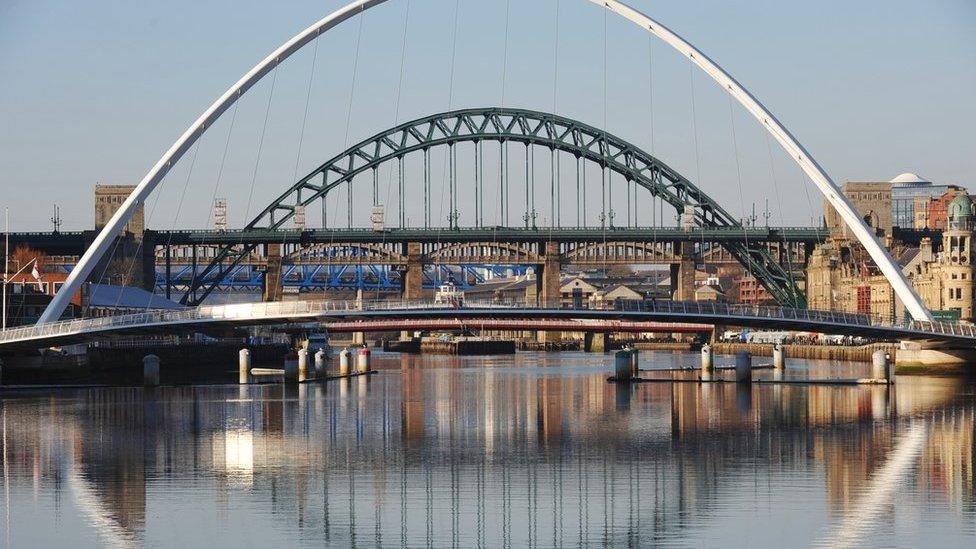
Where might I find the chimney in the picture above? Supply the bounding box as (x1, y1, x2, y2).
(920, 237, 933, 262)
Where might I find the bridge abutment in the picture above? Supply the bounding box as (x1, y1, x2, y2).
(894, 341, 976, 374)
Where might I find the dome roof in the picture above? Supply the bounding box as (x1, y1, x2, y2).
(890, 172, 930, 185)
(949, 193, 973, 210)
(947, 193, 974, 223)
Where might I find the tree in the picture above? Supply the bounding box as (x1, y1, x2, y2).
(10, 246, 47, 274)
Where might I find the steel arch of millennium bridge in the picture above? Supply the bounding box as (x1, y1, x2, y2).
(38, 0, 933, 324)
(186, 107, 806, 308)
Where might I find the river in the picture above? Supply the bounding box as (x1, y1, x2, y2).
(0, 351, 973, 547)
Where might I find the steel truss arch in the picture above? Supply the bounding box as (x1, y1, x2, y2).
(39, 0, 931, 323)
(186, 107, 805, 307)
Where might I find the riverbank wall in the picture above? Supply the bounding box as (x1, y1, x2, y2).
(713, 343, 897, 363)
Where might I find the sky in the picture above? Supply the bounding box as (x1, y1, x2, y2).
(0, 0, 974, 231)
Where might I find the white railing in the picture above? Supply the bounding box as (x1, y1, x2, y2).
(1, 298, 975, 344)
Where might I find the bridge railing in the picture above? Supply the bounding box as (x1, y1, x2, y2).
(2, 297, 976, 344)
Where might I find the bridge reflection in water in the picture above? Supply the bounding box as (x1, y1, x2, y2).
(0, 353, 974, 547)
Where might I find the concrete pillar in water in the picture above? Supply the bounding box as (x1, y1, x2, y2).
(314, 349, 327, 379)
(357, 348, 371, 374)
(585, 332, 608, 353)
(238, 349, 251, 384)
(734, 352, 752, 383)
(297, 348, 309, 382)
(338, 349, 352, 377)
(284, 354, 299, 384)
(773, 344, 785, 370)
(143, 355, 160, 387)
(614, 349, 633, 381)
(701, 344, 714, 372)
(629, 348, 640, 376)
(872, 350, 892, 383)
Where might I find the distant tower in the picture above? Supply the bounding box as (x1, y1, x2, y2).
(941, 194, 975, 320)
(213, 198, 227, 232)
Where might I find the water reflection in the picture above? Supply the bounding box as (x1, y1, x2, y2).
(0, 352, 974, 547)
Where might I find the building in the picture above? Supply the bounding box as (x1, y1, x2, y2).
(589, 284, 644, 308)
(910, 194, 976, 320)
(694, 283, 727, 303)
(737, 275, 776, 305)
(890, 173, 961, 229)
(95, 184, 145, 239)
(559, 276, 601, 308)
(808, 192, 976, 322)
(926, 188, 968, 230)
(2, 255, 81, 323)
(463, 275, 538, 304)
(824, 181, 892, 238)
(82, 283, 184, 317)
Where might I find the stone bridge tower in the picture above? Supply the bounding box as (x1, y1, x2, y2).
(941, 194, 975, 321)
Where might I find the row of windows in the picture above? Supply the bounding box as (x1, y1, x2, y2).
(948, 287, 967, 300)
(852, 192, 888, 201)
(97, 195, 128, 204)
(7, 282, 64, 295)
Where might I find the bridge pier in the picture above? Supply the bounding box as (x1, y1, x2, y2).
(402, 242, 424, 301)
(584, 332, 608, 353)
(239, 349, 250, 384)
(143, 355, 160, 387)
(262, 243, 283, 302)
(536, 241, 562, 344)
(670, 242, 695, 301)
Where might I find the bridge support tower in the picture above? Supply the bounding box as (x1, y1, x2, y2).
(536, 242, 562, 344)
(262, 244, 283, 302)
(400, 242, 425, 341)
(669, 242, 696, 301)
(401, 242, 424, 300)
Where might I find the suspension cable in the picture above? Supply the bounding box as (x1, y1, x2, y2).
(340, 10, 366, 230)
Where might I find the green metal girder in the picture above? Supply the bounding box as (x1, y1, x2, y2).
(185, 107, 807, 307)
(156, 227, 825, 246)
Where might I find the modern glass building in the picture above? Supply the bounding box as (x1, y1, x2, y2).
(890, 173, 956, 228)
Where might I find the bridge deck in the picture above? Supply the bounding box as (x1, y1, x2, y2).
(1, 299, 974, 351)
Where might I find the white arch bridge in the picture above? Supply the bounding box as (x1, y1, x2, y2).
(3, 299, 975, 352)
(38, 0, 934, 324)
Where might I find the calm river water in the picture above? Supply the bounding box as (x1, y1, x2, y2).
(0, 351, 974, 548)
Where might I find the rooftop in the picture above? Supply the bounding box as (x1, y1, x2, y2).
(890, 172, 930, 185)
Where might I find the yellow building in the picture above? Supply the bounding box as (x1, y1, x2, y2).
(808, 194, 976, 322)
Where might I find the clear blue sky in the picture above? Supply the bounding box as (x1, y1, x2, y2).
(1, 0, 974, 231)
